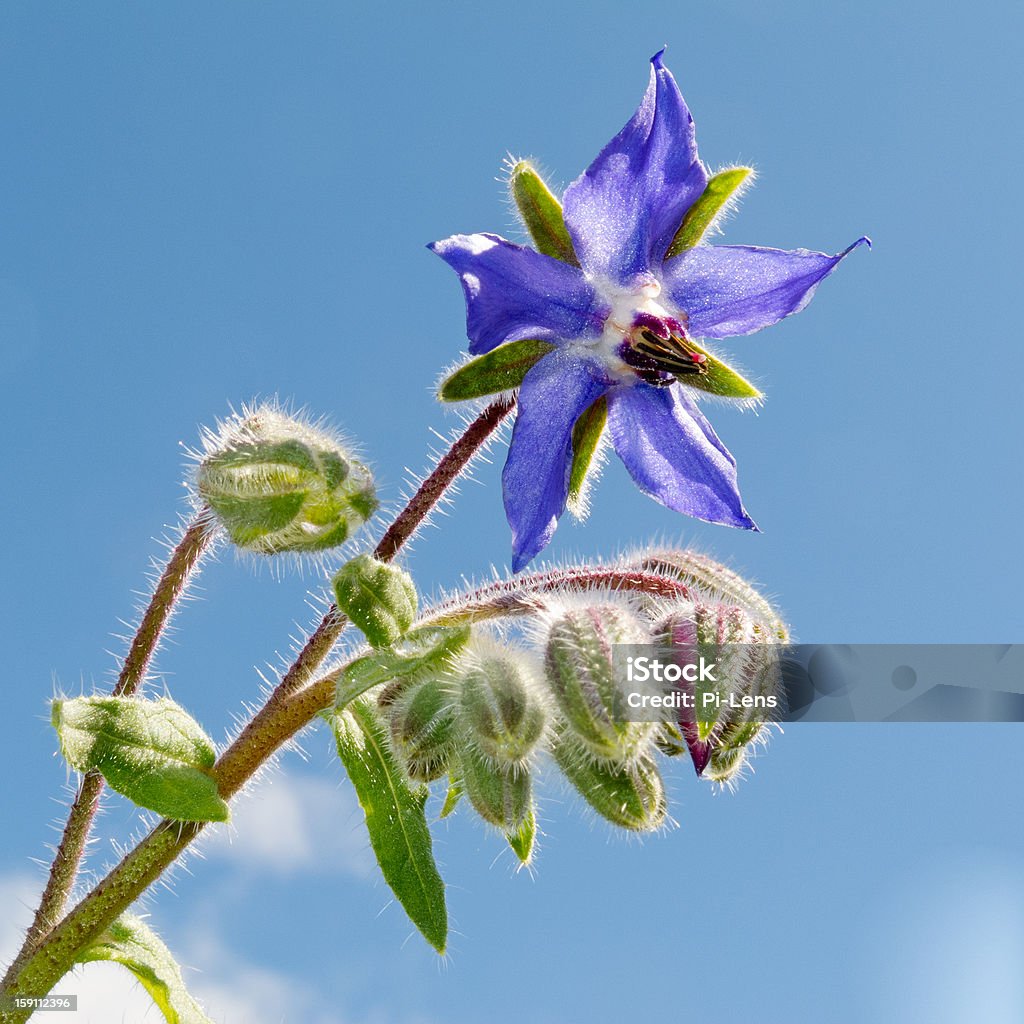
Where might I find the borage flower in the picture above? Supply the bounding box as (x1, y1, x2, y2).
(431, 50, 867, 571)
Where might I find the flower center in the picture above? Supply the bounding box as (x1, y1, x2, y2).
(621, 312, 707, 387)
(589, 280, 707, 387)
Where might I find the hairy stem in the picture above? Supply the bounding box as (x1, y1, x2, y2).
(269, 397, 514, 702)
(1, 401, 513, 1012)
(1, 560, 687, 1015)
(1, 515, 215, 995)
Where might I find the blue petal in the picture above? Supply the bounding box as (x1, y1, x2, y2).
(502, 350, 609, 571)
(428, 233, 609, 355)
(561, 52, 708, 285)
(606, 383, 756, 530)
(663, 238, 870, 339)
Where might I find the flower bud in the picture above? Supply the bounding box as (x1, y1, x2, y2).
(553, 734, 665, 832)
(543, 604, 654, 764)
(637, 549, 787, 639)
(455, 642, 547, 768)
(196, 407, 376, 554)
(387, 677, 456, 783)
(459, 744, 532, 831)
(657, 600, 780, 779)
(333, 554, 418, 649)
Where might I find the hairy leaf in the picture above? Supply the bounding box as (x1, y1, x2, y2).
(52, 696, 228, 823)
(78, 914, 212, 1024)
(327, 697, 447, 953)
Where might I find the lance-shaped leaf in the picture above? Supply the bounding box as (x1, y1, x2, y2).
(665, 167, 753, 257)
(566, 396, 608, 519)
(52, 696, 229, 823)
(77, 914, 212, 1024)
(337, 624, 471, 706)
(679, 338, 762, 400)
(333, 554, 418, 649)
(439, 339, 554, 402)
(327, 697, 447, 953)
(509, 160, 579, 265)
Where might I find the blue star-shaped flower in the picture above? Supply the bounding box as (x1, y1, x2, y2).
(431, 51, 867, 571)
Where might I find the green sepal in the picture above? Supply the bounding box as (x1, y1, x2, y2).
(51, 696, 229, 823)
(678, 339, 762, 400)
(654, 721, 689, 758)
(508, 160, 578, 265)
(666, 167, 753, 257)
(77, 914, 212, 1024)
(326, 697, 448, 953)
(566, 396, 608, 519)
(506, 805, 536, 865)
(439, 775, 463, 819)
(460, 744, 531, 831)
(337, 624, 472, 706)
(333, 554, 418, 649)
(553, 735, 666, 832)
(387, 676, 457, 783)
(439, 339, 554, 402)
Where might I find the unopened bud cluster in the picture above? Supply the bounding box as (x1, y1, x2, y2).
(369, 550, 785, 842)
(196, 406, 376, 554)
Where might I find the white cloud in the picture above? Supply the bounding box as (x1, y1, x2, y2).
(1, 873, 159, 1023)
(1, 872, 350, 1024)
(199, 773, 374, 878)
(178, 925, 348, 1024)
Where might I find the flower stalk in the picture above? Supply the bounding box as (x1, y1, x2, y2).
(1, 401, 514, 1012)
(1, 514, 216, 993)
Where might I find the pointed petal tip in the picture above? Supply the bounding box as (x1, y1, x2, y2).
(844, 236, 872, 256)
(510, 549, 532, 574)
(651, 46, 668, 68)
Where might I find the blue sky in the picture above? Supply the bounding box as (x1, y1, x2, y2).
(2, 3, 1023, 1022)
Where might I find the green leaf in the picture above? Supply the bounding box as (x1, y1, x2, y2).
(439, 339, 554, 402)
(77, 914, 212, 1024)
(665, 167, 753, 257)
(566, 396, 608, 519)
(333, 554, 418, 649)
(52, 696, 229, 823)
(679, 339, 762, 400)
(338, 624, 472, 706)
(508, 160, 578, 265)
(506, 806, 536, 866)
(327, 697, 448, 953)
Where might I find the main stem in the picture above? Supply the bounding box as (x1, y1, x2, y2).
(1, 515, 215, 992)
(1, 400, 513, 1014)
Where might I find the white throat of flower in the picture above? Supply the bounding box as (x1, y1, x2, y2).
(577, 276, 707, 386)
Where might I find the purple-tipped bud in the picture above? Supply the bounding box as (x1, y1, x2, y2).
(656, 597, 783, 782)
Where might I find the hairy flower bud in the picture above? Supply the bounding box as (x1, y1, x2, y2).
(553, 733, 666, 832)
(459, 744, 532, 831)
(386, 677, 456, 783)
(544, 604, 654, 763)
(455, 641, 547, 768)
(196, 406, 376, 554)
(657, 598, 782, 780)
